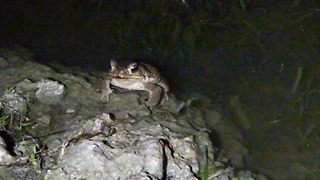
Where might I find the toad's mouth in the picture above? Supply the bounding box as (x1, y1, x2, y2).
(108, 73, 142, 79)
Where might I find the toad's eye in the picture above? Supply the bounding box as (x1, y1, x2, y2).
(128, 63, 139, 74)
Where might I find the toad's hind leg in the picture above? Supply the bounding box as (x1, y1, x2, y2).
(143, 83, 163, 107)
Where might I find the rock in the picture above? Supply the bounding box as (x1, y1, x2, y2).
(102, 92, 151, 119)
(1, 92, 28, 116)
(0, 136, 15, 164)
(15, 79, 39, 93)
(35, 79, 65, 104)
(37, 115, 51, 126)
(45, 117, 205, 179)
(0, 48, 267, 180)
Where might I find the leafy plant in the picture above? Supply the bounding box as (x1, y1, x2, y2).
(6, 86, 16, 94)
(0, 115, 10, 130)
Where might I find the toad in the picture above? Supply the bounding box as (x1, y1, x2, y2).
(101, 60, 169, 107)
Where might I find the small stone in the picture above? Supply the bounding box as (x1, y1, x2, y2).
(0, 136, 15, 163)
(35, 79, 65, 104)
(37, 115, 51, 126)
(1, 92, 28, 116)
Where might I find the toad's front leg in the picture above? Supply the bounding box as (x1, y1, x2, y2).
(101, 79, 114, 102)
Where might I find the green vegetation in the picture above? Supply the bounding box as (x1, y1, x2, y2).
(5, 86, 16, 94)
(0, 115, 10, 128)
(198, 145, 225, 180)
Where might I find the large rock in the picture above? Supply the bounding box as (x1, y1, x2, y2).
(0, 48, 266, 180)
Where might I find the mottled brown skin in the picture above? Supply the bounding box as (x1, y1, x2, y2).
(101, 60, 169, 107)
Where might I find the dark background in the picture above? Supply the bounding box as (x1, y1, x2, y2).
(1, 1, 320, 179)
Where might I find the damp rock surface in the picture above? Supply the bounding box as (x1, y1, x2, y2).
(0, 48, 266, 180)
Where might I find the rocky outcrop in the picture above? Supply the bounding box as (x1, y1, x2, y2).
(0, 48, 266, 179)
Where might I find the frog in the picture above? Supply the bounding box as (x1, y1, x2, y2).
(101, 59, 169, 107)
